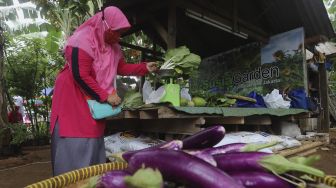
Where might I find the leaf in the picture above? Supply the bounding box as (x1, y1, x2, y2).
(259, 155, 325, 177)
(175, 67, 183, 74)
(164, 46, 190, 62)
(121, 91, 144, 109)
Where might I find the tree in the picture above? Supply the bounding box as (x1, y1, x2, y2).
(0, 26, 10, 148)
(5, 34, 63, 138)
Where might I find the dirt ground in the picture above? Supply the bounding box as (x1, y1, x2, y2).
(0, 146, 52, 188)
(0, 144, 335, 188)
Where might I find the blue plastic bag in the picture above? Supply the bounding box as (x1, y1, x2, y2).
(288, 88, 308, 109)
(237, 91, 266, 108)
(87, 100, 122, 119)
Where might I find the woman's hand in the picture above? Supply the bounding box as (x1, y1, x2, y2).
(146, 62, 158, 72)
(107, 93, 121, 106)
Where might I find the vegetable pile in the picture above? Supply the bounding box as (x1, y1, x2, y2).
(160, 46, 201, 79)
(98, 126, 326, 188)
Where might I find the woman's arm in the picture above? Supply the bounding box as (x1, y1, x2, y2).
(117, 58, 149, 76)
(69, 47, 109, 102)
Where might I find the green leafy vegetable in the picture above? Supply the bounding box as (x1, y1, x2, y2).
(121, 91, 144, 110)
(160, 46, 201, 79)
(124, 167, 163, 188)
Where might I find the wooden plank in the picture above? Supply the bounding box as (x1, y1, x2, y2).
(278, 141, 324, 157)
(297, 148, 318, 157)
(205, 117, 245, 125)
(124, 110, 139, 118)
(245, 116, 271, 125)
(157, 106, 190, 118)
(139, 109, 158, 119)
(106, 110, 139, 120)
(139, 118, 205, 134)
(318, 63, 330, 133)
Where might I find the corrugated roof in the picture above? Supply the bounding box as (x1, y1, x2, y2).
(106, 0, 335, 58)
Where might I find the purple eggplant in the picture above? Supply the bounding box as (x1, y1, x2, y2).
(193, 151, 217, 166)
(203, 143, 246, 155)
(214, 152, 269, 173)
(122, 140, 183, 162)
(202, 141, 277, 155)
(127, 149, 244, 188)
(98, 170, 130, 188)
(230, 172, 294, 188)
(182, 125, 225, 149)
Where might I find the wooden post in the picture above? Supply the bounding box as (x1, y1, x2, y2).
(167, 0, 176, 49)
(318, 63, 330, 133)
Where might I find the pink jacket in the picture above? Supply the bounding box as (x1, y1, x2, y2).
(50, 47, 148, 138)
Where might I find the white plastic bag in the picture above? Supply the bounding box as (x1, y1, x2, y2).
(263, 89, 291, 109)
(142, 80, 153, 102)
(104, 132, 163, 156)
(145, 86, 166, 104)
(214, 131, 301, 152)
(180, 88, 192, 101)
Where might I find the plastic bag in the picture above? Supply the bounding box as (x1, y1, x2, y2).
(279, 121, 301, 138)
(145, 86, 166, 104)
(288, 88, 308, 109)
(180, 88, 192, 101)
(214, 131, 301, 152)
(104, 132, 163, 155)
(142, 80, 153, 102)
(236, 91, 266, 108)
(263, 89, 291, 109)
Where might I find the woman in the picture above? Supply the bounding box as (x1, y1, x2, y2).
(50, 6, 157, 176)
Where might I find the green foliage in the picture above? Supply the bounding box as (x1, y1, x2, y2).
(121, 91, 144, 110)
(4, 34, 62, 139)
(0, 124, 28, 145)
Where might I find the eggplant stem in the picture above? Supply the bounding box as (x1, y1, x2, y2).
(270, 170, 306, 188)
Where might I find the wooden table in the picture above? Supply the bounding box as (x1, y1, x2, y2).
(106, 106, 310, 135)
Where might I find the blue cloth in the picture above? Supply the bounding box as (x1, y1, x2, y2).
(288, 88, 308, 109)
(237, 91, 266, 108)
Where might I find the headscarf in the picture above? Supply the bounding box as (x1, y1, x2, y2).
(65, 6, 131, 94)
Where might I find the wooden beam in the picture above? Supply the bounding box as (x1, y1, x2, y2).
(205, 117, 245, 125)
(119, 41, 163, 56)
(278, 141, 324, 157)
(232, 0, 238, 32)
(139, 118, 204, 134)
(177, 0, 268, 42)
(318, 63, 330, 133)
(167, 0, 177, 49)
(245, 116, 271, 125)
(304, 35, 328, 46)
(150, 19, 168, 45)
